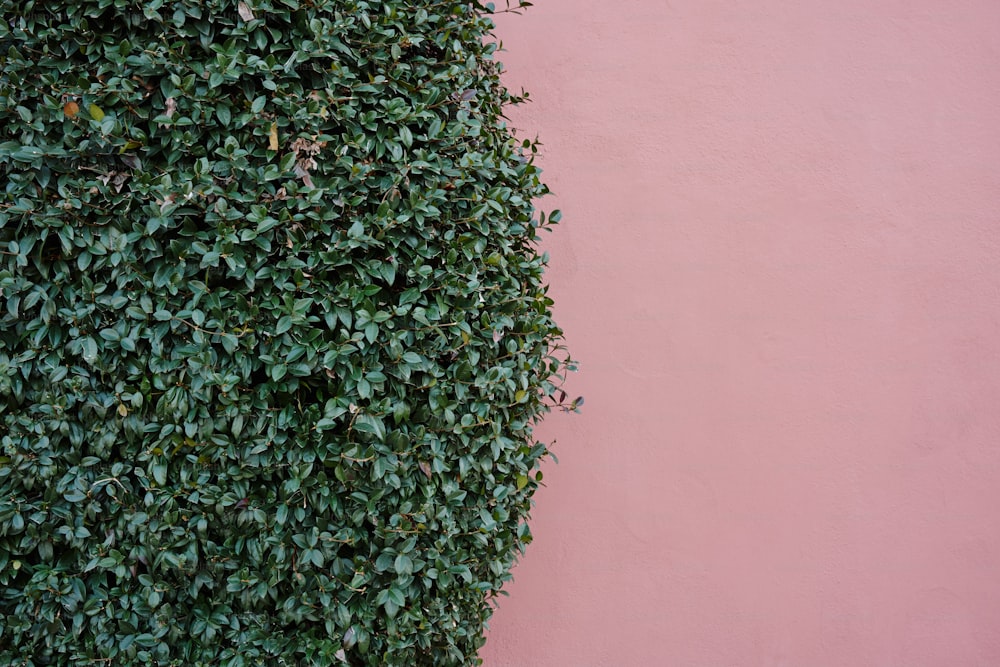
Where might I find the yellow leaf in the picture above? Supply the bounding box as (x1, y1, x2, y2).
(89, 104, 105, 121)
(117, 403, 128, 417)
(268, 122, 279, 151)
(514, 390, 526, 403)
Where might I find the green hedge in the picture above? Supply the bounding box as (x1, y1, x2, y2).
(0, 0, 572, 664)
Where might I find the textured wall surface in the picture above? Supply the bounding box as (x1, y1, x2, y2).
(482, 2, 1000, 665)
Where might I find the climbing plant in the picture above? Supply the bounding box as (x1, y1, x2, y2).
(0, 0, 572, 664)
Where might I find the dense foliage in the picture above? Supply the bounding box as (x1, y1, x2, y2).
(0, 0, 572, 664)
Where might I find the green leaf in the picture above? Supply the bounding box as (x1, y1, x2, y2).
(394, 554, 413, 575)
(353, 414, 385, 441)
(275, 316, 293, 335)
(151, 461, 167, 486)
(10, 146, 45, 163)
(81, 337, 98, 361)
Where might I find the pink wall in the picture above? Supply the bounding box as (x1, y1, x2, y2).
(482, 2, 1000, 666)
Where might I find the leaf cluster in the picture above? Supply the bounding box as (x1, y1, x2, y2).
(0, 0, 570, 664)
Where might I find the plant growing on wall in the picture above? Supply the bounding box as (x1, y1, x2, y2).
(0, 0, 572, 664)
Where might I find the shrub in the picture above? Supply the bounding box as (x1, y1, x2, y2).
(0, 0, 571, 664)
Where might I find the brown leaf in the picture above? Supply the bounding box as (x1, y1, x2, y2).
(112, 172, 128, 193)
(268, 122, 279, 151)
(158, 193, 176, 213)
(418, 461, 432, 480)
(158, 97, 177, 129)
(293, 163, 314, 188)
(63, 101, 79, 118)
(98, 171, 128, 193)
(237, 1, 254, 21)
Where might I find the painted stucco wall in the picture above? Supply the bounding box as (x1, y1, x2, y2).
(482, 2, 1000, 665)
